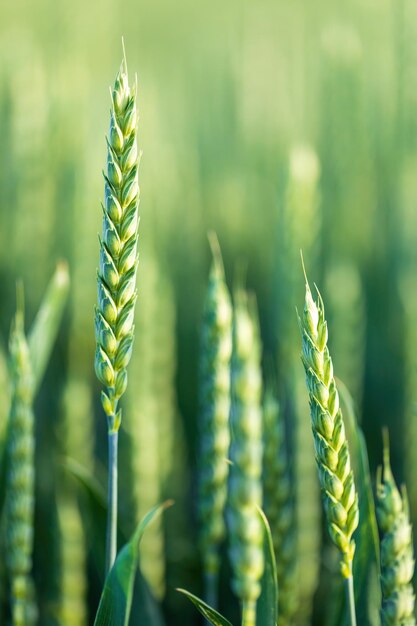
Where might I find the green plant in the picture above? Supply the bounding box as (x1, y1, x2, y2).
(299, 272, 359, 626)
(376, 432, 416, 626)
(5, 302, 37, 626)
(198, 233, 232, 608)
(94, 53, 140, 573)
(227, 291, 264, 626)
(263, 387, 297, 625)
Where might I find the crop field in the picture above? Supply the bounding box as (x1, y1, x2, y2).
(1, 1, 417, 625)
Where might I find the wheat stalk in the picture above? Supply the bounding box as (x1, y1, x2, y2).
(5, 304, 37, 626)
(376, 432, 416, 626)
(263, 387, 297, 626)
(94, 51, 140, 572)
(198, 233, 232, 608)
(299, 272, 359, 625)
(227, 290, 264, 626)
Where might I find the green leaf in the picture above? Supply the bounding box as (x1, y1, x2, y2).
(176, 589, 234, 626)
(28, 261, 70, 393)
(256, 507, 278, 626)
(94, 501, 173, 626)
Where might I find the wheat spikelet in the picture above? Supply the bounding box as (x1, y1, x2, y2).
(198, 234, 232, 604)
(5, 308, 37, 626)
(263, 388, 297, 625)
(56, 493, 88, 626)
(376, 434, 416, 626)
(95, 55, 140, 433)
(227, 291, 264, 626)
(299, 276, 359, 579)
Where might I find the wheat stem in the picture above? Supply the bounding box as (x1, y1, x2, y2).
(106, 431, 118, 573)
(241, 601, 256, 626)
(345, 576, 357, 626)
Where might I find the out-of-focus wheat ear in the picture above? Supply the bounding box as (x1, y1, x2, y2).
(299, 274, 359, 625)
(94, 52, 140, 573)
(227, 290, 264, 626)
(121, 249, 170, 600)
(263, 387, 298, 625)
(376, 431, 416, 626)
(5, 299, 38, 626)
(56, 492, 88, 626)
(198, 232, 232, 609)
(325, 261, 366, 409)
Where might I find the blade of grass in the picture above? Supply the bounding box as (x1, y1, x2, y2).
(176, 589, 234, 626)
(93, 501, 173, 626)
(28, 260, 70, 392)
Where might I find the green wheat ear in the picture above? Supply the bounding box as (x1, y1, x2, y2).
(95, 55, 140, 434)
(263, 387, 297, 625)
(299, 272, 359, 579)
(227, 290, 264, 626)
(376, 432, 416, 626)
(198, 232, 232, 607)
(5, 303, 37, 626)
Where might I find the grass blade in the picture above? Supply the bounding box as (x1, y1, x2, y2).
(176, 589, 234, 626)
(28, 261, 70, 392)
(256, 508, 278, 626)
(93, 501, 172, 626)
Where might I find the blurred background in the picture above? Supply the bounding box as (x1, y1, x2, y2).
(1, 0, 417, 624)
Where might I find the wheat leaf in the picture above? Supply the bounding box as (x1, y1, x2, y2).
(176, 589, 234, 626)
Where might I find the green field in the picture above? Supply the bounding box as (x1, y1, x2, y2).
(1, 1, 417, 625)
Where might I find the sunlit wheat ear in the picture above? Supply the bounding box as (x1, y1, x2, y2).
(227, 290, 264, 626)
(95, 56, 140, 433)
(376, 432, 416, 626)
(5, 306, 37, 626)
(198, 233, 232, 607)
(299, 274, 359, 579)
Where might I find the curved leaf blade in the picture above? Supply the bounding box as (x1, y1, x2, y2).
(28, 261, 70, 392)
(256, 507, 278, 626)
(94, 501, 173, 626)
(176, 589, 234, 626)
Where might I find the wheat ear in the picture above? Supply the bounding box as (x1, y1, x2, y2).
(376, 432, 416, 626)
(263, 388, 297, 625)
(227, 291, 264, 626)
(299, 273, 359, 624)
(5, 304, 37, 626)
(198, 233, 232, 608)
(94, 53, 140, 572)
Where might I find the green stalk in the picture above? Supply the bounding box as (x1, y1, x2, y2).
(242, 601, 256, 626)
(345, 576, 357, 626)
(106, 431, 118, 574)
